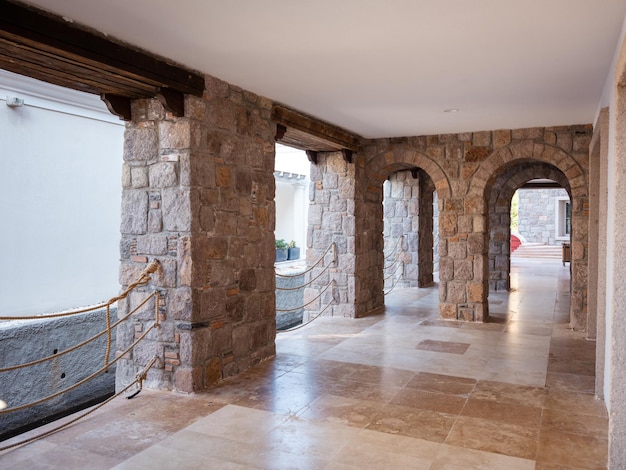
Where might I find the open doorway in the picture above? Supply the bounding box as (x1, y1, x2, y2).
(274, 143, 310, 330)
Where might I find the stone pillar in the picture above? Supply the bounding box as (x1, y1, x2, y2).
(383, 170, 419, 288)
(594, 107, 609, 399)
(117, 75, 276, 393)
(438, 195, 489, 322)
(305, 151, 382, 319)
(418, 170, 435, 287)
(608, 59, 626, 466)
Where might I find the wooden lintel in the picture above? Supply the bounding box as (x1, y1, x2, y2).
(272, 105, 360, 152)
(0, 0, 204, 99)
(411, 168, 419, 179)
(306, 150, 319, 165)
(342, 149, 353, 164)
(275, 124, 287, 141)
(101, 93, 132, 121)
(157, 87, 185, 117)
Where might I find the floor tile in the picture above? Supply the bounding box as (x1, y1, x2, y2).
(445, 415, 539, 460)
(535, 427, 608, 469)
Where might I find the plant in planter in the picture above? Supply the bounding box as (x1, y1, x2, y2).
(275, 239, 289, 262)
(288, 240, 300, 260)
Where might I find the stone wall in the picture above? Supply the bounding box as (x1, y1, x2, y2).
(361, 126, 591, 327)
(518, 187, 569, 245)
(117, 75, 276, 393)
(0, 309, 116, 440)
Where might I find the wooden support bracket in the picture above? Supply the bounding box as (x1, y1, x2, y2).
(342, 149, 354, 164)
(156, 87, 185, 117)
(275, 124, 287, 141)
(306, 150, 319, 165)
(101, 94, 132, 121)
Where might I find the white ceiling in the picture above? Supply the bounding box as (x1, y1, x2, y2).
(24, 0, 626, 138)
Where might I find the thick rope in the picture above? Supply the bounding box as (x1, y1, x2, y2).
(383, 261, 404, 282)
(276, 280, 335, 313)
(275, 243, 336, 278)
(384, 263, 405, 295)
(0, 322, 158, 415)
(0, 260, 159, 321)
(0, 291, 158, 373)
(0, 356, 158, 453)
(276, 260, 335, 291)
(104, 304, 111, 372)
(383, 235, 403, 261)
(277, 297, 336, 333)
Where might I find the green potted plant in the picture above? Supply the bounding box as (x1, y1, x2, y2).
(275, 238, 288, 262)
(288, 240, 300, 260)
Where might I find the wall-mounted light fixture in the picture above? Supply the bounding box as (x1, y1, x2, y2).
(6, 96, 24, 108)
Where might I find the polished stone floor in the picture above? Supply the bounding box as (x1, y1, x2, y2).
(0, 258, 607, 469)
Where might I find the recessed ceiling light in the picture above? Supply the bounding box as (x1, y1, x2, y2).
(443, 108, 459, 113)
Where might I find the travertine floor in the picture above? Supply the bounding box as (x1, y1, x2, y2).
(0, 258, 607, 469)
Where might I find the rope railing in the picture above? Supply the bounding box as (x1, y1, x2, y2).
(383, 235, 405, 295)
(0, 355, 158, 453)
(0, 291, 159, 373)
(0, 260, 162, 449)
(383, 263, 404, 295)
(0, 260, 159, 322)
(276, 242, 337, 332)
(275, 242, 336, 279)
(276, 279, 336, 313)
(276, 245, 336, 292)
(278, 295, 336, 333)
(383, 234, 404, 261)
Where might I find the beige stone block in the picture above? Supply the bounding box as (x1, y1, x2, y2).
(468, 282, 484, 303)
(440, 214, 457, 236)
(464, 196, 485, 214)
(473, 215, 486, 232)
(439, 303, 457, 319)
(493, 129, 511, 148)
(473, 131, 491, 146)
(447, 282, 467, 303)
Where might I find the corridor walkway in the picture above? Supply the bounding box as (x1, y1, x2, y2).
(0, 258, 607, 469)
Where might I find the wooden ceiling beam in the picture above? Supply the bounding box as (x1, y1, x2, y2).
(272, 105, 361, 153)
(0, 0, 204, 101)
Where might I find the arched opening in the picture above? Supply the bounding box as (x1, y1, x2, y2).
(364, 148, 452, 316)
(474, 143, 589, 330)
(486, 161, 571, 292)
(383, 168, 436, 291)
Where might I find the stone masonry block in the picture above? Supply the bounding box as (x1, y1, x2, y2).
(160, 120, 190, 149)
(149, 162, 178, 188)
(121, 190, 148, 234)
(439, 303, 457, 319)
(161, 189, 191, 231)
(125, 126, 158, 162)
(447, 282, 467, 303)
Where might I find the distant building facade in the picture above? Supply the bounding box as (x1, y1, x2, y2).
(517, 188, 570, 246)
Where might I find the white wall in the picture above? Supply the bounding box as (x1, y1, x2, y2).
(274, 144, 309, 253)
(0, 70, 124, 316)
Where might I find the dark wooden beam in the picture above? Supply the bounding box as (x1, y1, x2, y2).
(101, 94, 132, 121)
(273, 105, 361, 152)
(0, 0, 204, 100)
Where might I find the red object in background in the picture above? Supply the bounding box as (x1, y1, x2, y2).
(510, 234, 522, 253)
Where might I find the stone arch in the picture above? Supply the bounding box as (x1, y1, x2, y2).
(359, 148, 452, 313)
(470, 141, 587, 200)
(473, 142, 588, 329)
(365, 148, 452, 200)
(487, 161, 571, 291)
